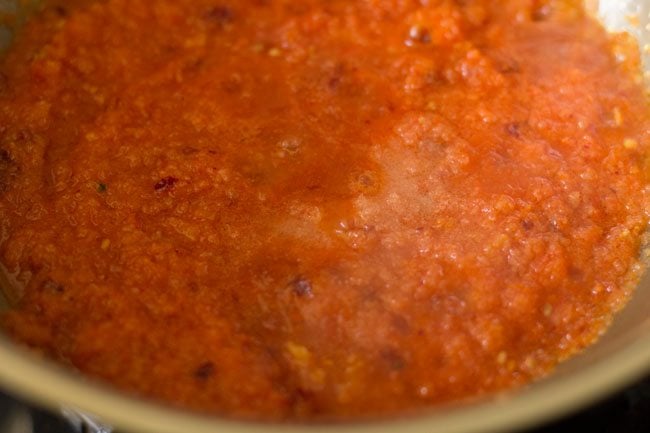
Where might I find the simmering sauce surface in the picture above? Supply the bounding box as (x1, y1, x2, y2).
(1, 0, 649, 421)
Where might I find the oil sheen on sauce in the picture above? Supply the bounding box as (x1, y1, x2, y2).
(0, 0, 649, 421)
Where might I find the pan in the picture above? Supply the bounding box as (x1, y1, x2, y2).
(0, 1, 648, 432)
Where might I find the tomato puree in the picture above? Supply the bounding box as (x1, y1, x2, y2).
(0, 0, 649, 421)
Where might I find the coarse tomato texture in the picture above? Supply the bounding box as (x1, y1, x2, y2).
(0, 0, 649, 421)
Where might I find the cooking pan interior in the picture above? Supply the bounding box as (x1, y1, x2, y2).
(0, 0, 39, 52)
(0, 269, 12, 312)
(0, 289, 7, 312)
(0, 1, 649, 433)
(0, 284, 7, 312)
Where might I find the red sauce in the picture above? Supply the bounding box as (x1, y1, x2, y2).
(0, 0, 649, 421)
